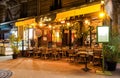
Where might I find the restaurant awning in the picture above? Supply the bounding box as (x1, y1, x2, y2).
(55, 3, 101, 21)
(15, 3, 101, 26)
(15, 18, 36, 27)
(0, 30, 10, 34)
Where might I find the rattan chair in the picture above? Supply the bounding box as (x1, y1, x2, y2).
(92, 48, 102, 66)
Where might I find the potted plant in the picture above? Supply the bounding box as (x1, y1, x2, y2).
(9, 34, 21, 59)
(103, 33, 120, 71)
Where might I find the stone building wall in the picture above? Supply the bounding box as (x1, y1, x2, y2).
(0, 5, 6, 23)
(36, 0, 100, 15)
(0, 0, 101, 22)
(112, 0, 120, 34)
(118, 5, 120, 34)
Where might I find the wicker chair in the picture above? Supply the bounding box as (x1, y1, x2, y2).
(92, 48, 102, 66)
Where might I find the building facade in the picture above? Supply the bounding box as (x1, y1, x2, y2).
(0, 0, 120, 50)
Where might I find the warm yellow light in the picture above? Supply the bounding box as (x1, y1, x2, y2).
(99, 12, 105, 18)
(29, 25, 32, 28)
(84, 19, 90, 25)
(31, 23, 34, 26)
(43, 37, 47, 41)
(48, 18, 51, 21)
(49, 25, 52, 28)
(101, 0, 104, 5)
(30, 23, 36, 27)
(55, 4, 101, 20)
(56, 32, 59, 38)
(53, 26, 55, 29)
(74, 34, 77, 38)
(67, 22, 70, 26)
(61, 20, 65, 24)
(39, 22, 43, 27)
(58, 19, 62, 21)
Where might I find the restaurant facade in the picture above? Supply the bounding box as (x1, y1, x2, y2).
(1, 0, 119, 55)
(13, 0, 114, 51)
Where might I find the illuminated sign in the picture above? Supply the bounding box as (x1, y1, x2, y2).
(97, 26, 110, 43)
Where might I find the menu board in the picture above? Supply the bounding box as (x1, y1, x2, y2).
(97, 26, 110, 43)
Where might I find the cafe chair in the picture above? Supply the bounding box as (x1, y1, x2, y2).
(61, 48, 67, 58)
(26, 49, 33, 57)
(68, 49, 75, 62)
(77, 48, 86, 63)
(92, 49, 102, 66)
(52, 48, 59, 60)
(34, 48, 41, 58)
(41, 48, 49, 59)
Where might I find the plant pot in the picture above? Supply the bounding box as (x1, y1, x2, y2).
(106, 61, 117, 71)
(12, 54, 18, 59)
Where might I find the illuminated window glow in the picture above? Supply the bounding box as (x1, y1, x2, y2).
(97, 26, 109, 42)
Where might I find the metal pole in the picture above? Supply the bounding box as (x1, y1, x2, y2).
(28, 27, 30, 50)
(69, 27, 72, 49)
(51, 28, 52, 48)
(90, 26, 92, 48)
(33, 26, 34, 39)
(102, 43, 105, 72)
(101, 0, 105, 73)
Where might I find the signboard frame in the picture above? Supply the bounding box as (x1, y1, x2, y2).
(97, 26, 110, 43)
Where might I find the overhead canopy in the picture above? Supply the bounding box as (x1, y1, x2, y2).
(15, 13, 56, 27)
(0, 30, 10, 34)
(15, 3, 101, 26)
(55, 3, 101, 21)
(15, 18, 36, 26)
(0, 24, 11, 34)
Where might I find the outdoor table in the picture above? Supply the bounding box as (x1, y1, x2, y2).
(77, 51, 91, 72)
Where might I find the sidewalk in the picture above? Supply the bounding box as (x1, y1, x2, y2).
(0, 55, 12, 61)
(0, 56, 120, 78)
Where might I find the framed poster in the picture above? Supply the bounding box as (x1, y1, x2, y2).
(97, 26, 110, 43)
